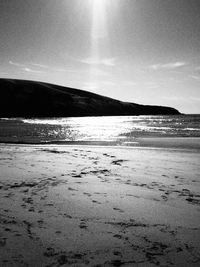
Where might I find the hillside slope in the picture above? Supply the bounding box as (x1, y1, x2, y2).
(0, 79, 180, 117)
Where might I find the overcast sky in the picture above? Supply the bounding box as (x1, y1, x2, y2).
(0, 0, 200, 113)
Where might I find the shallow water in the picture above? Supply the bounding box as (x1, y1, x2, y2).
(0, 115, 200, 145)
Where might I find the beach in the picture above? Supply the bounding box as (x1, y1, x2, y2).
(0, 143, 200, 266)
(1, 0, 200, 264)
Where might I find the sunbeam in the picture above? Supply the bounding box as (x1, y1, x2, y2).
(90, 0, 108, 40)
(87, 0, 118, 87)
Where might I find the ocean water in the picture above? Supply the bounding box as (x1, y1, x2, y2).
(0, 115, 200, 145)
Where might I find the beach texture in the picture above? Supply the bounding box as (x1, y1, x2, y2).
(0, 144, 200, 266)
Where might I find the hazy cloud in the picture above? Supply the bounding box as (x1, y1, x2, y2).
(30, 63, 69, 72)
(30, 63, 50, 69)
(149, 62, 187, 70)
(9, 60, 26, 68)
(9, 60, 71, 74)
(9, 60, 44, 73)
(22, 67, 44, 74)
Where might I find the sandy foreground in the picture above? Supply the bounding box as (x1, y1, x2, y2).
(0, 144, 200, 267)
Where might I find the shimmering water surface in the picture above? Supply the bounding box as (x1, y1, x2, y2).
(0, 115, 200, 145)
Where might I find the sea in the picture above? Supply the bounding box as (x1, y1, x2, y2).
(0, 115, 200, 148)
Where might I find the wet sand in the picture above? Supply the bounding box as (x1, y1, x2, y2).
(137, 137, 200, 150)
(0, 144, 200, 266)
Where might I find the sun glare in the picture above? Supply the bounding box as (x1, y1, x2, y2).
(91, 0, 107, 15)
(74, 0, 119, 89)
(91, 0, 108, 40)
(89, 0, 109, 88)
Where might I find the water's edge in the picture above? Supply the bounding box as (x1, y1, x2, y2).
(1, 137, 200, 152)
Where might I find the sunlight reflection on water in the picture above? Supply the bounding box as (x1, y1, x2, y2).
(18, 115, 200, 143)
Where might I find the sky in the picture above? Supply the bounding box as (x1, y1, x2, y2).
(0, 0, 200, 113)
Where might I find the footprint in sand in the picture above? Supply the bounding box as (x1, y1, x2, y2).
(186, 197, 200, 205)
(68, 187, 78, 191)
(159, 188, 165, 192)
(79, 222, 88, 229)
(103, 153, 116, 158)
(83, 192, 92, 197)
(113, 234, 123, 239)
(72, 174, 82, 178)
(113, 250, 122, 256)
(0, 237, 7, 247)
(63, 214, 72, 219)
(111, 159, 125, 166)
(38, 210, 44, 213)
(23, 197, 33, 204)
(3, 209, 10, 213)
(113, 207, 124, 213)
(92, 200, 101, 204)
(28, 207, 35, 212)
(161, 195, 168, 201)
(46, 203, 54, 207)
(44, 247, 58, 257)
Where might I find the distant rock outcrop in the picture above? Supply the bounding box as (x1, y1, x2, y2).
(0, 79, 180, 117)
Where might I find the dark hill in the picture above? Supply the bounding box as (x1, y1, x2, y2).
(0, 78, 180, 117)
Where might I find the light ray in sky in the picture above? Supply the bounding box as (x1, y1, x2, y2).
(90, 0, 109, 86)
(91, 0, 108, 40)
(87, 0, 118, 88)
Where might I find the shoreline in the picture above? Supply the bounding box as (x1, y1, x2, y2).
(0, 144, 200, 266)
(0, 136, 200, 151)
